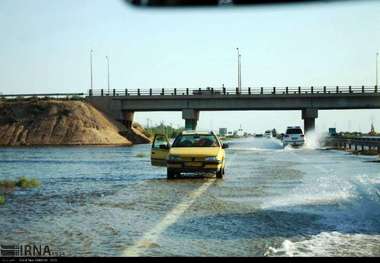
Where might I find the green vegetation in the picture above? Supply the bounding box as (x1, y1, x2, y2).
(0, 177, 41, 205)
(144, 123, 184, 139)
(337, 131, 380, 139)
(0, 195, 5, 205)
(0, 177, 40, 189)
(339, 132, 363, 139)
(15, 177, 41, 188)
(69, 95, 85, 101)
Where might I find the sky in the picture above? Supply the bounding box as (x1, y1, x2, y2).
(0, 0, 379, 134)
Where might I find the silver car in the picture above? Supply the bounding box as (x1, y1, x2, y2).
(283, 126, 305, 147)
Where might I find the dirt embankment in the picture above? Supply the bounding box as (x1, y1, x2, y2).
(0, 99, 151, 146)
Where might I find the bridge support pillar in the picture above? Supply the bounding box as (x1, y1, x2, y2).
(123, 111, 134, 129)
(182, 109, 199, 130)
(302, 108, 318, 135)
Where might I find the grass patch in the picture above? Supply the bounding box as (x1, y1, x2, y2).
(0, 177, 41, 205)
(135, 152, 147, 158)
(0, 195, 5, 205)
(0, 177, 40, 191)
(15, 177, 41, 188)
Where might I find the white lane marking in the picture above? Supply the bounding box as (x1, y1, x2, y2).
(122, 178, 215, 257)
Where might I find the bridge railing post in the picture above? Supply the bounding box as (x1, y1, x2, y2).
(298, 86, 301, 94)
(336, 86, 339, 93)
(375, 85, 378, 93)
(285, 87, 288, 94)
(174, 88, 177, 96)
(361, 85, 364, 93)
(248, 87, 251, 95)
(149, 88, 152, 96)
(113, 89, 116, 96)
(349, 85, 352, 93)
(137, 89, 140, 96)
(311, 86, 314, 94)
(89, 89, 92, 96)
(223, 87, 226, 95)
(161, 88, 164, 96)
(236, 87, 239, 95)
(272, 87, 276, 95)
(323, 86, 326, 93)
(101, 89, 104, 96)
(125, 89, 128, 96)
(260, 87, 263, 95)
(186, 88, 189, 95)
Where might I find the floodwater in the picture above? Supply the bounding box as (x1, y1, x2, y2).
(1, 137, 380, 256)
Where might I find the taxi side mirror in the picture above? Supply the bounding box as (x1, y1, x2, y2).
(222, 143, 229, 149)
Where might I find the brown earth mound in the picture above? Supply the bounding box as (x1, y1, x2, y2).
(0, 99, 151, 146)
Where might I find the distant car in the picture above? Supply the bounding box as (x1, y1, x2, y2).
(276, 133, 285, 140)
(192, 87, 221, 95)
(264, 130, 271, 138)
(151, 131, 228, 179)
(283, 126, 305, 147)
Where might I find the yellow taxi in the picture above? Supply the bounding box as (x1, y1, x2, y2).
(151, 131, 228, 179)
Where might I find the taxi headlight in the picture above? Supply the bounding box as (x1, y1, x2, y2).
(205, 156, 219, 162)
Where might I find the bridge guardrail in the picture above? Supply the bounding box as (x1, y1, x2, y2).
(326, 136, 380, 149)
(87, 85, 379, 97)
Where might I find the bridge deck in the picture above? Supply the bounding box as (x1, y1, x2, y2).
(88, 86, 378, 97)
(86, 86, 380, 112)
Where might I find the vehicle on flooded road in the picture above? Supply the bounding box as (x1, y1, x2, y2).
(151, 131, 228, 179)
(282, 126, 305, 147)
(264, 130, 272, 138)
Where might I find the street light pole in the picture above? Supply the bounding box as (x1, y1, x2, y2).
(90, 49, 94, 92)
(236, 48, 242, 93)
(106, 56, 110, 95)
(239, 50, 241, 93)
(236, 48, 239, 92)
(376, 51, 379, 87)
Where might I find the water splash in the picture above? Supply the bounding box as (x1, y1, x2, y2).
(265, 232, 380, 257)
(304, 130, 327, 150)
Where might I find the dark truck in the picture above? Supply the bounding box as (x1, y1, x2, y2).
(192, 87, 221, 95)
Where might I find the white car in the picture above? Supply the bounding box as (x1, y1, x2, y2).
(283, 126, 305, 147)
(264, 130, 271, 138)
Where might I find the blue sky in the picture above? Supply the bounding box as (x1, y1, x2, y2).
(0, 0, 379, 133)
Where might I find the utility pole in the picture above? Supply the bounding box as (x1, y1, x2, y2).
(106, 56, 110, 95)
(376, 51, 379, 87)
(236, 48, 241, 93)
(161, 121, 165, 135)
(90, 49, 94, 92)
(146, 118, 151, 129)
(239, 50, 241, 93)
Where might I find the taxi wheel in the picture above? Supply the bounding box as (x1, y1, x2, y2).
(216, 168, 224, 179)
(167, 168, 176, 179)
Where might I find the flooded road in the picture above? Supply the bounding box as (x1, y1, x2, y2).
(1, 137, 380, 256)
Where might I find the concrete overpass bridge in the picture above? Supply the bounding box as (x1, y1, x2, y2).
(85, 85, 380, 134)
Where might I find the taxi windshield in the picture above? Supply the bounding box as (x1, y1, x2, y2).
(172, 134, 220, 147)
